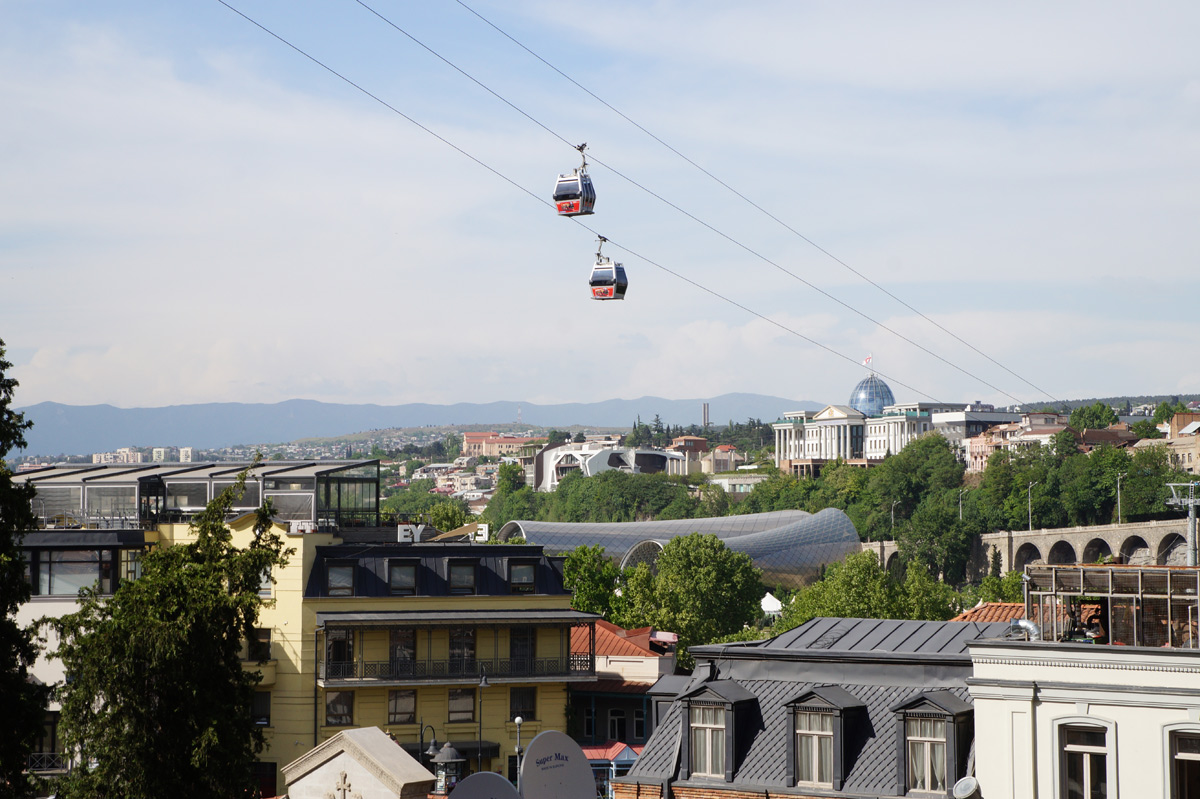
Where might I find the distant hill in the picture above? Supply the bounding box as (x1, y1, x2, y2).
(14, 394, 819, 457)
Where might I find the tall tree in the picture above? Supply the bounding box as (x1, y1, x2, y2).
(1069, 402, 1118, 431)
(562, 545, 621, 617)
(0, 339, 50, 798)
(52, 470, 290, 799)
(622, 533, 762, 667)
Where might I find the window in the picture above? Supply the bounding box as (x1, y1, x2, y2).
(449, 688, 475, 723)
(252, 691, 271, 726)
(796, 710, 833, 786)
(1172, 732, 1200, 798)
(906, 717, 946, 793)
(635, 708, 646, 741)
(325, 691, 353, 726)
(609, 709, 627, 741)
(510, 562, 535, 593)
(510, 687, 536, 721)
(36, 550, 101, 596)
(325, 629, 353, 679)
(389, 561, 418, 595)
(246, 628, 272, 662)
(390, 629, 415, 668)
(510, 627, 535, 671)
(450, 628, 475, 671)
(258, 566, 272, 597)
(326, 562, 355, 596)
(449, 562, 476, 595)
(388, 689, 416, 725)
(689, 705, 725, 778)
(1061, 726, 1106, 799)
(584, 706, 595, 738)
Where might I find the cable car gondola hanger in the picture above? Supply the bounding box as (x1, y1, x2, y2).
(589, 236, 628, 301)
(553, 143, 596, 217)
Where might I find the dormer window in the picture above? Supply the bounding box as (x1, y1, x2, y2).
(509, 562, 535, 594)
(784, 685, 864, 792)
(326, 562, 355, 597)
(449, 561, 477, 595)
(890, 690, 972, 797)
(388, 561, 418, 596)
(689, 705, 726, 778)
(795, 710, 833, 787)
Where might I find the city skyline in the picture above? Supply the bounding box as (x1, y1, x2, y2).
(4, 2, 1199, 411)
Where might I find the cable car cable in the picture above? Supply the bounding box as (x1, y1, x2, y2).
(449, 0, 1064, 406)
(213, 0, 1037, 414)
(344, 0, 1041, 408)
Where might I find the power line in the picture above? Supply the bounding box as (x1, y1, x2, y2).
(346, 0, 1037, 408)
(211, 0, 1021, 413)
(450, 0, 1063, 406)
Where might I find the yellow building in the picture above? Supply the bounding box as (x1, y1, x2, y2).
(16, 461, 597, 796)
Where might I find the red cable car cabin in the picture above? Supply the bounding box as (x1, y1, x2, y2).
(589, 258, 627, 300)
(553, 170, 596, 216)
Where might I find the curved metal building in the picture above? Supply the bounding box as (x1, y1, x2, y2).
(498, 508, 860, 589)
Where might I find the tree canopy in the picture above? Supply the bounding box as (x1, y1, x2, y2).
(1069, 401, 1118, 431)
(0, 339, 50, 798)
(52, 470, 291, 799)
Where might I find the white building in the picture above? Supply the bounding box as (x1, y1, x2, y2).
(532, 441, 683, 492)
(968, 563, 1200, 799)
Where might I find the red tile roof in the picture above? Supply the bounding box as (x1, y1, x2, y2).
(951, 602, 1025, 623)
(581, 742, 644, 760)
(571, 619, 662, 657)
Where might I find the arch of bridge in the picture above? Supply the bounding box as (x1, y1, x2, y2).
(981, 519, 1189, 572)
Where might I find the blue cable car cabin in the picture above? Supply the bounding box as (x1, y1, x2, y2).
(553, 170, 596, 216)
(589, 257, 627, 300)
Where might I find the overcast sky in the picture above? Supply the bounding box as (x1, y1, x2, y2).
(4, 1, 1198, 415)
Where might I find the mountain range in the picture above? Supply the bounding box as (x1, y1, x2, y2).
(14, 393, 819, 457)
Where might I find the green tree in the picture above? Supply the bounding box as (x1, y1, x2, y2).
(562, 545, 621, 617)
(898, 566, 962, 621)
(1069, 402, 1118, 431)
(428, 500, 469, 532)
(777, 551, 901, 631)
(623, 534, 762, 667)
(976, 570, 1025, 603)
(0, 340, 50, 798)
(52, 470, 290, 799)
(1131, 419, 1164, 439)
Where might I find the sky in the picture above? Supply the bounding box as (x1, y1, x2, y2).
(3, 1, 1199, 417)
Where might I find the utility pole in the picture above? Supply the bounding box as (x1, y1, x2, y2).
(1117, 472, 1127, 524)
(1167, 483, 1200, 566)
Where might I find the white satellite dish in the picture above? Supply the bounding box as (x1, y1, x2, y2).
(449, 771, 520, 799)
(518, 730, 594, 799)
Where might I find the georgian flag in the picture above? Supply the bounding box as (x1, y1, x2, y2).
(862, 354, 872, 367)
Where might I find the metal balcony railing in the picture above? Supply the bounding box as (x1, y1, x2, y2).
(27, 752, 68, 772)
(320, 654, 594, 683)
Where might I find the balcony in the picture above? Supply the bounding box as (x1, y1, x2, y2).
(27, 752, 68, 772)
(318, 654, 594, 686)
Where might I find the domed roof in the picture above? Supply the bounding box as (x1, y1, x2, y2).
(848, 373, 895, 417)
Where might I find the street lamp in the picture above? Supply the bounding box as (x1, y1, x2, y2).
(1028, 481, 1039, 532)
(419, 723, 438, 764)
(958, 488, 968, 521)
(478, 670, 490, 775)
(1117, 472, 1128, 524)
(891, 500, 899, 533)
(514, 715, 525, 794)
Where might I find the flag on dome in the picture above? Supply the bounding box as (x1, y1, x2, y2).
(861, 354, 872, 367)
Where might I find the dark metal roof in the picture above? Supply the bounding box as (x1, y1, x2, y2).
(699, 617, 1012, 661)
(316, 609, 598, 628)
(676, 679, 758, 705)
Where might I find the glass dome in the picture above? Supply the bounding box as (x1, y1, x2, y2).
(848, 373, 895, 417)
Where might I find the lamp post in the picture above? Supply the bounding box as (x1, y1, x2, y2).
(478, 670, 490, 775)
(419, 723, 438, 765)
(959, 488, 968, 521)
(891, 500, 899, 534)
(1117, 472, 1127, 524)
(1028, 481, 1039, 531)
(514, 715, 524, 794)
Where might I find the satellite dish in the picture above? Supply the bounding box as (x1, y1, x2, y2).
(449, 771, 520, 799)
(952, 775, 981, 799)
(518, 730, 594, 799)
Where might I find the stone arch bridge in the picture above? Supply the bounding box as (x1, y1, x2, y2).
(864, 518, 1191, 576)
